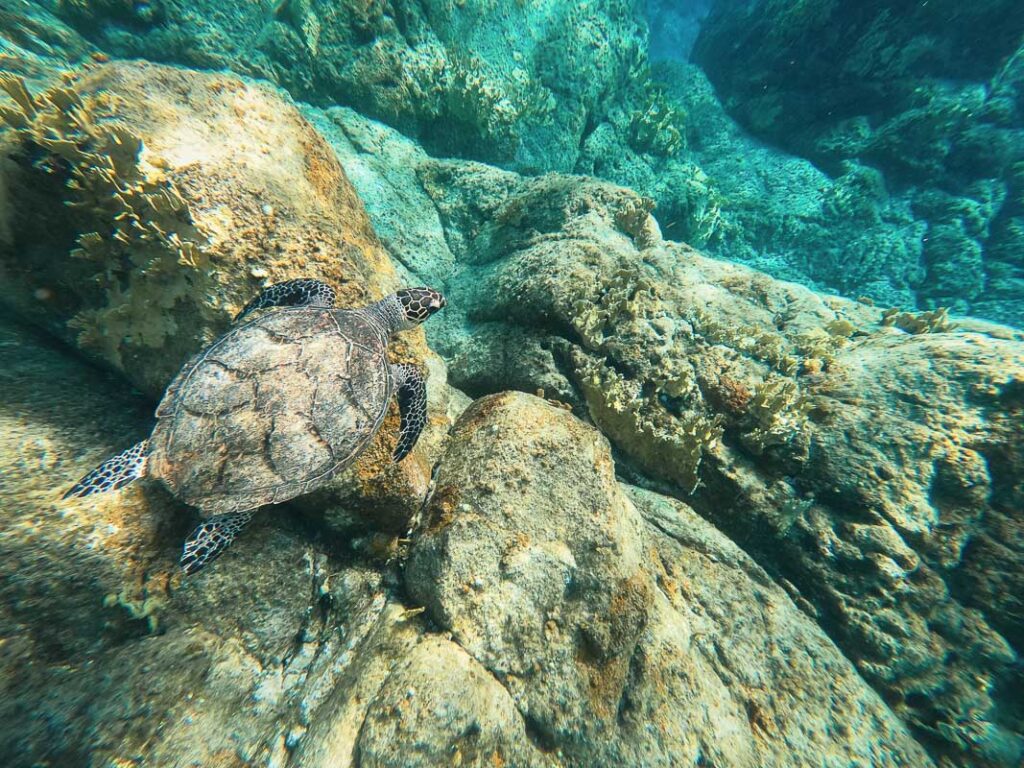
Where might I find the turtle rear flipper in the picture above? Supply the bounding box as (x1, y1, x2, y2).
(180, 510, 254, 575)
(63, 440, 149, 499)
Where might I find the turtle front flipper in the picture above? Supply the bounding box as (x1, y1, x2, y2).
(180, 509, 254, 575)
(63, 440, 149, 499)
(235, 278, 336, 321)
(392, 363, 427, 462)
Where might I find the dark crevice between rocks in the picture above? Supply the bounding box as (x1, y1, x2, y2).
(946, 445, 1024, 653)
(521, 713, 560, 755)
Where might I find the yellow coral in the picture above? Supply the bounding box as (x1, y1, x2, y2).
(103, 573, 169, 634)
(569, 266, 661, 351)
(574, 349, 723, 493)
(881, 306, 956, 334)
(1, 75, 213, 367)
(740, 377, 810, 456)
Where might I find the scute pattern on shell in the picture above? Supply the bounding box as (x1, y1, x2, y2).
(149, 307, 391, 514)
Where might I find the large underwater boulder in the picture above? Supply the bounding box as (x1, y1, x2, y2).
(407, 391, 933, 767)
(0, 59, 397, 394)
(693, 0, 1024, 326)
(48, 0, 647, 173)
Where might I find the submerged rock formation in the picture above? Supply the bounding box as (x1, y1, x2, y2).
(49, 0, 646, 173)
(0, 59, 399, 394)
(308, 113, 1024, 764)
(37, 0, 1015, 326)
(1, 34, 1021, 768)
(694, 0, 1024, 326)
(0, 312, 426, 765)
(0, 313, 933, 766)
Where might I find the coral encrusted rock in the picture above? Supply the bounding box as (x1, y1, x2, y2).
(2, 312, 932, 768)
(0, 310, 505, 767)
(376, 162, 1024, 766)
(407, 391, 933, 766)
(0, 60, 400, 394)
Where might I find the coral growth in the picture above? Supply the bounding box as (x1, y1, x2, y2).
(740, 377, 810, 456)
(881, 306, 957, 334)
(627, 77, 686, 158)
(1, 73, 212, 368)
(564, 264, 724, 491)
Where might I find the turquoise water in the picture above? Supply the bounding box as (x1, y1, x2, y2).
(1, 1, 1022, 766)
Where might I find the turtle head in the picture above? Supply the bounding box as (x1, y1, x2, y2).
(372, 287, 446, 334)
(395, 287, 446, 328)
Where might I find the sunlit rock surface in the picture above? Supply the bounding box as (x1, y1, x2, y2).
(0, 323, 933, 766)
(0, 60, 398, 395)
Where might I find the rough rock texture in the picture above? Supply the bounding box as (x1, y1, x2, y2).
(379, 164, 1023, 766)
(0, 59, 462, 531)
(300, 104, 456, 289)
(3, 316, 933, 767)
(27, 0, 992, 321)
(407, 392, 933, 767)
(50, 0, 647, 173)
(0, 312, 517, 767)
(0, 59, 397, 395)
(307, 85, 929, 336)
(240, 95, 1024, 764)
(694, 0, 1024, 325)
(0, 0, 98, 92)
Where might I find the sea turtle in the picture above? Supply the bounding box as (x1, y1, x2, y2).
(64, 279, 446, 575)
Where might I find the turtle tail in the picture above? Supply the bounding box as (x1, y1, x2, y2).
(63, 440, 149, 499)
(180, 510, 254, 575)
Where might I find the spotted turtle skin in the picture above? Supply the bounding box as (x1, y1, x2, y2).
(148, 306, 392, 515)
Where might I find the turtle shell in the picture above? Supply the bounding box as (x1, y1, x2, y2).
(149, 307, 392, 514)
